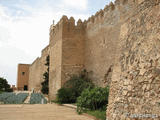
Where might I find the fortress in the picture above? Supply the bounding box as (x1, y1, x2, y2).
(17, 0, 160, 119)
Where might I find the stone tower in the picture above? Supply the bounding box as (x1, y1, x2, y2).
(17, 64, 30, 90)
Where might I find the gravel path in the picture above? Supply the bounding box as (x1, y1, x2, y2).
(0, 104, 95, 120)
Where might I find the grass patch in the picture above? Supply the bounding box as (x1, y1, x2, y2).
(86, 110, 106, 120)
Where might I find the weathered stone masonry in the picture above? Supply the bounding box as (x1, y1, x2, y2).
(107, 0, 160, 120)
(17, 0, 160, 119)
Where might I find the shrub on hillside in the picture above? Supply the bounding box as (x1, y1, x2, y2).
(0, 93, 28, 104)
(30, 93, 47, 104)
(77, 86, 109, 113)
(0, 92, 13, 102)
(4, 93, 28, 104)
(56, 70, 94, 103)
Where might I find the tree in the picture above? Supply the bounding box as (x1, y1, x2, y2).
(41, 55, 49, 94)
(0, 77, 13, 92)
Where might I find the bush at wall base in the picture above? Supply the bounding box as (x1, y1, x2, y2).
(56, 87, 77, 104)
(56, 70, 95, 104)
(76, 86, 109, 114)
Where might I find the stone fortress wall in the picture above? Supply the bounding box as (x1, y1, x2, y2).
(17, 0, 160, 119)
(106, 0, 160, 119)
(28, 45, 50, 91)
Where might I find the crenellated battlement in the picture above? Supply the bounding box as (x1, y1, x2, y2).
(83, 0, 160, 29)
(50, 0, 152, 34)
(50, 0, 139, 36)
(50, 15, 86, 40)
(84, 0, 143, 29)
(85, 1, 117, 24)
(48, 0, 160, 57)
(49, 0, 143, 43)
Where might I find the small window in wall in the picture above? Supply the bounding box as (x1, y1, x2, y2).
(22, 72, 25, 75)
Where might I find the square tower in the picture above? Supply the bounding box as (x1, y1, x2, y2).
(17, 64, 30, 90)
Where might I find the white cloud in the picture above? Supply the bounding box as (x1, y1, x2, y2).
(62, 0, 88, 10)
(0, 1, 90, 85)
(0, 26, 11, 43)
(0, 4, 53, 56)
(0, 5, 52, 85)
(0, 45, 34, 85)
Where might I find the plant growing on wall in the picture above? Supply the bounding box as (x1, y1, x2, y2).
(41, 55, 50, 94)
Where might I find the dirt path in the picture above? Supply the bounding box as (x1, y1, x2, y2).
(0, 104, 94, 120)
(24, 92, 31, 104)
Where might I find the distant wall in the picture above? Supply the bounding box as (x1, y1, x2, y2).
(28, 45, 50, 92)
(40, 45, 50, 85)
(17, 64, 30, 90)
(28, 57, 42, 91)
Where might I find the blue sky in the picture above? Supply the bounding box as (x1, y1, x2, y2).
(0, 0, 114, 85)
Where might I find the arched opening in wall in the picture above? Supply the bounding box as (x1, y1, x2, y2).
(24, 85, 28, 91)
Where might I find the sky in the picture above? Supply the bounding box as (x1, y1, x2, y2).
(0, 0, 115, 86)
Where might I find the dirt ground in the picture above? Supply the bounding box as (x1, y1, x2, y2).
(0, 104, 94, 120)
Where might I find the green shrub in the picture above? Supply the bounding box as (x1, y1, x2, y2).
(0, 92, 13, 102)
(4, 93, 28, 104)
(77, 86, 109, 113)
(56, 70, 94, 104)
(56, 87, 76, 104)
(0, 93, 29, 104)
(30, 93, 47, 104)
(64, 76, 94, 97)
(64, 70, 94, 96)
